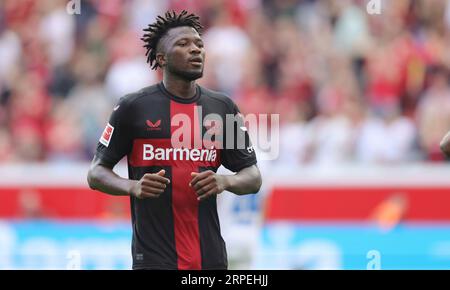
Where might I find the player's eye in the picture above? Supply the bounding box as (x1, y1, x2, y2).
(177, 41, 187, 47)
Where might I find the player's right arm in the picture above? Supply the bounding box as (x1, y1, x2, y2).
(87, 157, 170, 199)
(87, 96, 170, 199)
(440, 131, 450, 157)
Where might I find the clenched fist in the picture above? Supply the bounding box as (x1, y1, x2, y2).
(190, 170, 229, 201)
(131, 170, 170, 199)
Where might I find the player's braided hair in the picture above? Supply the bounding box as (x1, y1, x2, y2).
(142, 10, 203, 70)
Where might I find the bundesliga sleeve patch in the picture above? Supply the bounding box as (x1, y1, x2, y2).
(100, 123, 114, 147)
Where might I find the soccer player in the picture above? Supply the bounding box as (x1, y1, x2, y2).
(87, 10, 262, 270)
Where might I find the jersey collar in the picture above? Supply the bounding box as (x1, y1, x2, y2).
(158, 81, 201, 104)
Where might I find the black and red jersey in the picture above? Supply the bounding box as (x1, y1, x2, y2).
(95, 82, 257, 270)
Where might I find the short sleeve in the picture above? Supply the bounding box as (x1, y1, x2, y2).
(221, 101, 257, 172)
(95, 97, 132, 168)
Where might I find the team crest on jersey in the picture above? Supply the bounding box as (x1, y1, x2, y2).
(100, 123, 114, 147)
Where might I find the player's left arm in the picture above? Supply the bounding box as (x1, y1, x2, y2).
(190, 165, 262, 201)
(440, 131, 450, 157)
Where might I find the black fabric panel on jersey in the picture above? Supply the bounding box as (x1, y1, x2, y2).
(197, 166, 228, 270)
(124, 87, 179, 269)
(130, 165, 177, 270)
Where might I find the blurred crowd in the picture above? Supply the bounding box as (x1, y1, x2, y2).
(1, 0, 450, 166)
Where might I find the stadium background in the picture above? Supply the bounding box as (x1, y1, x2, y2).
(1, 0, 450, 269)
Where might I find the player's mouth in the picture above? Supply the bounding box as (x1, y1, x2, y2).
(188, 57, 203, 67)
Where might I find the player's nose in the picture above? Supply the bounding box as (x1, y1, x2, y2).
(189, 43, 202, 54)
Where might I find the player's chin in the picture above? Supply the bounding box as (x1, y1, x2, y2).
(183, 69, 203, 81)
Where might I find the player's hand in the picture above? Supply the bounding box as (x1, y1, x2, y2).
(190, 171, 229, 201)
(131, 170, 170, 199)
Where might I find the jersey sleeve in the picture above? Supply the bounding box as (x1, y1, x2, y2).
(95, 97, 132, 168)
(221, 100, 257, 172)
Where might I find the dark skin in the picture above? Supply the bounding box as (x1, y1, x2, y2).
(440, 131, 450, 158)
(87, 26, 262, 201)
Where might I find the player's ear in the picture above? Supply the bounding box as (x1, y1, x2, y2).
(156, 52, 166, 68)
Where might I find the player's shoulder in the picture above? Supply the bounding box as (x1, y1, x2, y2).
(199, 85, 236, 111)
(118, 84, 161, 107)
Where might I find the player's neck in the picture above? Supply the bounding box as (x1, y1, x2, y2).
(162, 77, 197, 100)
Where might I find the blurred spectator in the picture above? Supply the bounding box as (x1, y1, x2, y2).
(277, 103, 313, 167)
(129, 0, 168, 33)
(202, 8, 251, 94)
(304, 83, 358, 166)
(65, 48, 113, 158)
(332, 0, 371, 57)
(416, 65, 450, 161)
(356, 102, 417, 163)
(105, 23, 157, 101)
(45, 101, 84, 162)
(0, 25, 21, 92)
(0, 128, 15, 162)
(38, 0, 75, 67)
